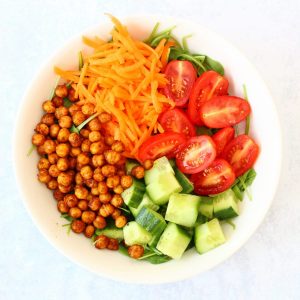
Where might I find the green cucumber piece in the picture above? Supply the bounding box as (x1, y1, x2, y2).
(125, 159, 139, 175)
(123, 221, 152, 246)
(144, 156, 174, 185)
(194, 218, 226, 254)
(146, 172, 182, 205)
(95, 227, 124, 241)
(129, 193, 159, 217)
(156, 222, 192, 259)
(213, 189, 239, 219)
(195, 213, 208, 225)
(165, 193, 200, 227)
(169, 159, 176, 168)
(121, 178, 145, 208)
(174, 168, 194, 194)
(199, 197, 214, 219)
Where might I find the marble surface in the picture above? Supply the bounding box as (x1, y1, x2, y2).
(1, 0, 300, 299)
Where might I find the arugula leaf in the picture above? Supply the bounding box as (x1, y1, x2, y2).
(26, 144, 36, 157)
(70, 112, 100, 134)
(202, 56, 224, 76)
(63, 98, 73, 108)
(138, 248, 171, 264)
(232, 169, 257, 201)
(118, 244, 130, 257)
(60, 213, 74, 222)
(48, 76, 60, 100)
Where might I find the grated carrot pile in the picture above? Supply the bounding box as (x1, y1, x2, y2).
(54, 14, 174, 159)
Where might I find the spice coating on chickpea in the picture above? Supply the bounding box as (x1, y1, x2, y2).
(77, 153, 90, 165)
(57, 172, 73, 186)
(88, 118, 101, 131)
(93, 215, 107, 229)
(120, 175, 133, 189)
(111, 194, 123, 208)
(75, 185, 89, 199)
(47, 179, 58, 190)
(131, 166, 145, 179)
(107, 238, 119, 250)
(81, 139, 91, 152)
(38, 158, 50, 170)
(98, 112, 111, 123)
(35, 123, 49, 135)
(95, 235, 109, 249)
(48, 153, 59, 164)
(78, 200, 88, 211)
(55, 85, 68, 98)
(73, 111, 86, 126)
(113, 185, 124, 194)
(90, 141, 105, 155)
(89, 131, 102, 143)
(57, 157, 69, 171)
(49, 124, 60, 138)
(32, 133, 46, 146)
(56, 143, 70, 157)
(99, 193, 112, 204)
(106, 175, 120, 189)
(44, 140, 56, 154)
(102, 165, 117, 177)
(64, 194, 78, 208)
(57, 200, 69, 213)
(115, 215, 127, 228)
(57, 128, 70, 143)
(69, 132, 82, 147)
(104, 150, 121, 164)
(111, 141, 124, 153)
(49, 164, 60, 177)
(52, 96, 64, 108)
(54, 189, 64, 201)
(84, 225, 95, 238)
(99, 203, 114, 217)
(58, 183, 73, 194)
(111, 208, 121, 220)
(98, 181, 108, 194)
(80, 129, 90, 138)
(143, 159, 154, 170)
(81, 211, 96, 224)
(69, 104, 80, 116)
(80, 165, 93, 180)
(88, 197, 101, 211)
(59, 115, 73, 128)
(43, 100, 56, 113)
(92, 154, 105, 168)
(128, 245, 144, 259)
(71, 220, 86, 233)
(82, 103, 95, 116)
(38, 169, 52, 183)
(68, 88, 78, 102)
(69, 207, 82, 219)
(55, 106, 69, 119)
(41, 113, 55, 125)
(75, 173, 84, 185)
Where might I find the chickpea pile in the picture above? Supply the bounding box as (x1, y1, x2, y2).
(33, 84, 134, 252)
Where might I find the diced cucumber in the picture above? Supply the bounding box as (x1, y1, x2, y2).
(199, 197, 214, 219)
(195, 214, 208, 226)
(129, 193, 159, 217)
(146, 172, 182, 205)
(95, 227, 124, 241)
(125, 159, 139, 175)
(144, 156, 174, 185)
(123, 221, 152, 246)
(165, 193, 200, 227)
(194, 218, 226, 254)
(174, 168, 194, 194)
(121, 178, 145, 208)
(213, 189, 239, 219)
(156, 222, 192, 259)
(169, 159, 176, 168)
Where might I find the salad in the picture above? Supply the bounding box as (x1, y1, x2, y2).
(30, 15, 259, 264)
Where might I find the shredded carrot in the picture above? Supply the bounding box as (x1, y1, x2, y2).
(161, 41, 176, 69)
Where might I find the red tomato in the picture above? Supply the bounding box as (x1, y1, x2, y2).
(188, 71, 229, 125)
(212, 127, 235, 156)
(138, 132, 186, 162)
(176, 135, 216, 174)
(200, 96, 251, 128)
(163, 60, 197, 107)
(221, 134, 259, 177)
(159, 108, 196, 137)
(190, 159, 236, 195)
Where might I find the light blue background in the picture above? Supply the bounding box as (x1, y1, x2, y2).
(1, 0, 300, 299)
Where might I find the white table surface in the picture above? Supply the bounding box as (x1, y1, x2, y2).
(1, 0, 299, 299)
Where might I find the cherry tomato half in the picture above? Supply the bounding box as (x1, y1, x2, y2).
(190, 159, 236, 195)
(212, 127, 235, 156)
(163, 60, 197, 107)
(200, 96, 251, 128)
(176, 135, 216, 174)
(187, 70, 229, 125)
(159, 108, 196, 137)
(221, 134, 259, 177)
(138, 132, 186, 162)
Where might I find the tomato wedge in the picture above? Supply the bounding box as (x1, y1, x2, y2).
(222, 134, 259, 177)
(200, 96, 251, 128)
(190, 159, 236, 195)
(212, 127, 235, 156)
(159, 108, 196, 137)
(176, 135, 216, 174)
(138, 132, 186, 162)
(188, 70, 229, 125)
(163, 60, 197, 107)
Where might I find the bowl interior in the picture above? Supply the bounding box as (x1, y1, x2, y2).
(13, 15, 281, 284)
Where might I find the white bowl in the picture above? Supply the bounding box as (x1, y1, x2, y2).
(13, 15, 282, 284)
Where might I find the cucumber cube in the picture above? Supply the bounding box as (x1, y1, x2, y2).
(157, 222, 192, 259)
(95, 227, 124, 241)
(165, 193, 200, 227)
(129, 193, 160, 217)
(213, 190, 239, 219)
(146, 173, 182, 205)
(174, 168, 194, 194)
(199, 197, 214, 219)
(123, 221, 152, 246)
(121, 178, 145, 208)
(195, 218, 226, 254)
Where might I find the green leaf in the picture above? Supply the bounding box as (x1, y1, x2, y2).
(232, 185, 243, 201)
(232, 169, 257, 201)
(144, 22, 160, 44)
(66, 81, 73, 88)
(60, 213, 74, 222)
(182, 34, 192, 52)
(48, 76, 60, 100)
(26, 144, 36, 157)
(243, 84, 250, 135)
(63, 98, 73, 108)
(138, 249, 171, 264)
(78, 51, 84, 70)
(118, 244, 130, 257)
(196, 126, 213, 136)
(70, 112, 100, 134)
(202, 56, 224, 75)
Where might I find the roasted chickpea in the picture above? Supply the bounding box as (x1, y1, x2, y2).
(80, 165, 93, 180)
(56, 143, 70, 157)
(58, 183, 73, 194)
(57, 172, 73, 186)
(48, 153, 59, 164)
(104, 150, 121, 165)
(115, 215, 127, 228)
(59, 115, 72, 128)
(37, 144, 46, 155)
(83, 178, 97, 189)
(102, 165, 117, 177)
(82, 103, 95, 116)
(68, 157, 77, 169)
(88, 197, 101, 211)
(49, 164, 60, 177)
(35, 123, 49, 135)
(56, 158, 69, 171)
(88, 118, 101, 131)
(32, 133, 45, 146)
(107, 238, 119, 250)
(113, 185, 124, 194)
(80, 129, 90, 138)
(87, 193, 93, 202)
(115, 156, 126, 167)
(106, 175, 120, 189)
(131, 166, 145, 179)
(104, 136, 114, 146)
(64, 194, 78, 208)
(110, 194, 123, 208)
(78, 200, 88, 211)
(93, 215, 106, 229)
(57, 128, 70, 143)
(57, 200, 69, 213)
(95, 235, 109, 249)
(38, 169, 51, 183)
(69, 104, 81, 116)
(111, 208, 121, 220)
(69, 207, 82, 219)
(38, 158, 50, 170)
(81, 211, 96, 224)
(98, 112, 111, 123)
(77, 153, 90, 165)
(53, 189, 64, 201)
(41, 113, 55, 125)
(111, 141, 124, 153)
(143, 159, 154, 170)
(44, 140, 56, 154)
(55, 85, 68, 98)
(81, 139, 91, 152)
(99, 193, 112, 204)
(89, 131, 102, 143)
(75, 185, 89, 199)
(52, 96, 63, 108)
(66, 169, 75, 179)
(68, 132, 82, 147)
(99, 203, 114, 217)
(93, 168, 105, 182)
(128, 245, 144, 259)
(75, 173, 84, 185)
(120, 175, 133, 189)
(47, 179, 58, 190)
(91, 155, 104, 168)
(84, 225, 95, 238)
(55, 106, 69, 119)
(42, 100, 56, 113)
(91, 187, 100, 196)
(70, 147, 81, 157)
(90, 141, 105, 155)
(97, 182, 108, 195)
(73, 111, 86, 126)
(49, 124, 60, 138)
(71, 220, 85, 233)
(68, 88, 78, 102)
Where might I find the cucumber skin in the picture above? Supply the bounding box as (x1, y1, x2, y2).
(174, 168, 194, 194)
(214, 207, 238, 219)
(213, 190, 239, 220)
(125, 159, 139, 175)
(129, 193, 159, 217)
(199, 197, 214, 219)
(95, 227, 124, 241)
(121, 179, 145, 208)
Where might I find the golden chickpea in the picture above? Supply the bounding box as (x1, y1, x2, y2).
(77, 153, 90, 165)
(115, 156, 126, 167)
(35, 123, 49, 136)
(49, 164, 60, 177)
(57, 128, 70, 143)
(64, 194, 78, 208)
(68, 133, 82, 147)
(55, 106, 68, 120)
(41, 113, 55, 125)
(73, 111, 86, 126)
(88, 118, 101, 131)
(107, 238, 119, 250)
(32, 133, 45, 146)
(115, 215, 127, 228)
(84, 178, 98, 189)
(131, 166, 145, 179)
(44, 140, 56, 154)
(99, 203, 114, 217)
(58, 184, 72, 194)
(69, 104, 81, 116)
(68, 157, 77, 169)
(95, 235, 109, 249)
(89, 131, 102, 143)
(78, 200, 88, 211)
(81, 139, 91, 152)
(68, 88, 78, 102)
(57, 172, 73, 186)
(75, 173, 84, 185)
(82, 103, 95, 116)
(59, 115, 72, 128)
(38, 158, 50, 170)
(93, 215, 106, 229)
(111, 208, 121, 220)
(98, 182, 108, 195)
(81, 211, 96, 224)
(98, 112, 111, 123)
(56, 143, 70, 157)
(111, 141, 124, 153)
(80, 165, 93, 180)
(93, 168, 105, 182)
(48, 153, 59, 164)
(52, 96, 63, 108)
(38, 169, 51, 183)
(37, 144, 46, 155)
(128, 245, 144, 259)
(113, 185, 124, 194)
(80, 129, 90, 138)
(88, 197, 101, 211)
(42, 100, 56, 113)
(53, 189, 64, 201)
(56, 158, 69, 171)
(47, 179, 58, 190)
(71, 220, 86, 234)
(91, 187, 100, 196)
(70, 147, 81, 157)
(75, 185, 89, 199)
(143, 159, 154, 170)
(84, 225, 95, 238)
(99, 193, 112, 204)
(57, 200, 69, 213)
(69, 207, 82, 219)
(110, 194, 123, 208)
(107, 175, 120, 189)
(49, 124, 60, 138)
(87, 193, 93, 202)
(90, 141, 105, 155)
(120, 175, 133, 189)
(55, 85, 68, 98)
(66, 169, 75, 179)
(102, 165, 117, 177)
(104, 136, 115, 146)
(104, 150, 121, 165)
